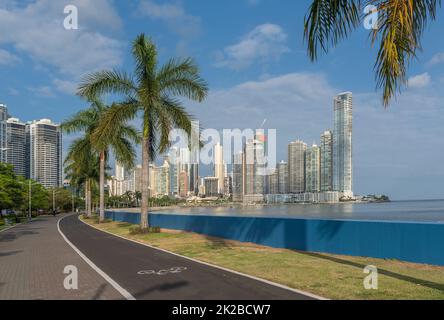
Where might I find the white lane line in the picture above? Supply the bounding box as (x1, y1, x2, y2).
(57, 214, 136, 301)
(79, 215, 327, 300)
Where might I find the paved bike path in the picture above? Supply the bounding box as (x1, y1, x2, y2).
(59, 214, 319, 300)
(0, 215, 122, 300)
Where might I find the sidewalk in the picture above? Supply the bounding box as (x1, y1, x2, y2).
(0, 214, 122, 300)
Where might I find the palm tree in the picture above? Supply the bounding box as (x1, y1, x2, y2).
(304, 0, 441, 106)
(77, 34, 208, 231)
(64, 136, 99, 217)
(62, 99, 139, 222)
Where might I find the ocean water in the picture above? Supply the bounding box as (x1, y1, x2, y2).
(157, 200, 444, 223)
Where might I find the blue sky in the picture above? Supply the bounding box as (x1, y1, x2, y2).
(0, 0, 444, 200)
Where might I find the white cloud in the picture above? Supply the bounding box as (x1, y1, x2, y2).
(407, 72, 431, 89)
(0, 48, 20, 65)
(429, 52, 444, 65)
(8, 87, 19, 95)
(28, 86, 55, 98)
(53, 78, 77, 95)
(215, 24, 289, 70)
(138, 0, 201, 39)
(0, 0, 123, 94)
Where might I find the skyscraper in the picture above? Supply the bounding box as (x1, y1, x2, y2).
(333, 92, 353, 197)
(244, 137, 265, 196)
(0, 104, 8, 163)
(27, 119, 62, 188)
(288, 140, 307, 193)
(214, 142, 225, 194)
(305, 144, 321, 193)
(268, 169, 279, 194)
(6, 118, 26, 177)
(320, 130, 333, 192)
(277, 160, 288, 194)
(232, 152, 244, 202)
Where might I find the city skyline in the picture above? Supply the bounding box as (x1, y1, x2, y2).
(0, 1, 443, 200)
(0, 103, 62, 188)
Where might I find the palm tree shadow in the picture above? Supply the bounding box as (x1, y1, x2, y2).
(297, 251, 444, 292)
(134, 281, 189, 299)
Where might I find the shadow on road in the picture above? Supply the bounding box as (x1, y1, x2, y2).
(0, 250, 23, 257)
(134, 281, 189, 298)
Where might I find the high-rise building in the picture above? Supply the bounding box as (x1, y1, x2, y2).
(214, 142, 225, 194)
(320, 130, 333, 192)
(154, 160, 170, 196)
(277, 160, 288, 194)
(224, 175, 232, 198)
(168, 147, 179, 196)
(244, 137, 265, 196)
(0, 104, 8, 163)
(232, 152, 244, 202)
(288, 140, 307, 193)
(204, 177, 219, 197)
(6, 118, 26, 177)
(333, 92, 353, 197)
(305, 144, 321, 193)
(189, 163, 199, 196)
(268, 169, 279, 194)
(27, 119, 62, 188)
(179, 170, 189, 198)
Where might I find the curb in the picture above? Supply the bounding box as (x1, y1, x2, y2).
(79, 215, 327, 301)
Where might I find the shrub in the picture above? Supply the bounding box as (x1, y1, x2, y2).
(129, 226, 161, 235)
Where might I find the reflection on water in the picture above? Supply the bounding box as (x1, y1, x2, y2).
(157, 200, 444, 223)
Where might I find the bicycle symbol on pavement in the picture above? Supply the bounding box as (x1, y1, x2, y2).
(137, 267, 188, 276)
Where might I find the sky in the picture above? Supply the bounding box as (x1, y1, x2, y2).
(0, 0, 443, 200)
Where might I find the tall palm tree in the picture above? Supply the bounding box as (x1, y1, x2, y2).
(62, 99, 139, 222)
(304, 0, 441, 106)
(64, 136, 99, 217)
(77, 34, 208, 231)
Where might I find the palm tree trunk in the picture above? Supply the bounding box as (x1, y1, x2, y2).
(99, 151, 105, 223)
(140, 137, 150, 230)
(85, 181, 88, 217)
(87, 179, 92, 217)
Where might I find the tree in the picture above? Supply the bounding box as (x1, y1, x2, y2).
(62, 99, 139, 222)
(304, 0, 441, 106)
(78, 34, 208, 231)
(64, 136, 99, 217)
(0, 163, 25, 214)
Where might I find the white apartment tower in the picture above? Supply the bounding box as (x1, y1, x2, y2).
(214, 142, 225, 194)
(27, 119, 62, 188)
(333, 92, 353, 197)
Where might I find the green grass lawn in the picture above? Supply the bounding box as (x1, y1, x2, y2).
(82, 216, 444, 300)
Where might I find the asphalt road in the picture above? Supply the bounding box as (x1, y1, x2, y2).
(59, 214, 318, 300)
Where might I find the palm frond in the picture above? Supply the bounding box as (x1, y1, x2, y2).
(91, 99, 140, 150)
(157, 57, 208, 102)
(304, 0, 361, 61)
(132, 34, 157, 85)
(371, 0, 441, 106)
(77, 69, 137, 100)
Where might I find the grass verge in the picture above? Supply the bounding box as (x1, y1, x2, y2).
(81, 216, 444, 300)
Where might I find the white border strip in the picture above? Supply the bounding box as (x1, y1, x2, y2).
(57, 215, 136, 301)
(79, 215, 327, 300)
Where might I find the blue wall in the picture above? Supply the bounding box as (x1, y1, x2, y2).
(105, 211, 444, 266)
